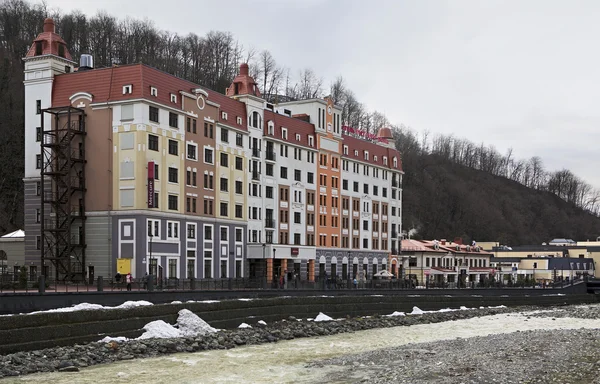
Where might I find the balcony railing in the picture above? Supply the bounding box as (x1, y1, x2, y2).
(252, 148, 260, 158)
(252, 171, 260, 181)
(265, 219, 275, 228)
(265, 151, 276, 161)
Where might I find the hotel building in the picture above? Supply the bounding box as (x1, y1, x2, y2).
(22, 19, 403, 283)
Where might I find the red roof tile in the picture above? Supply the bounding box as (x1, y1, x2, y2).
(342, 134, 402, 171)
(51, 64, 247, 131)
(25, 18, 73, 61)
(263, 110, 315, 147)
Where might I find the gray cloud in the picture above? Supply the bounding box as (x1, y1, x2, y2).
(47, 0, 600, 186)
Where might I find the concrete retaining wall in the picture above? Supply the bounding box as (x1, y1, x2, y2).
(0, 292, 597, 355)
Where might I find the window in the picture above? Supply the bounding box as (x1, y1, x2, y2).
(36, 154, 42, 169)
(168, 167, 178, 183)
(235, 157, 243, 170)
(308, 136, 314, 147)
(204, 225, 213, 240)
(168, 140, 178, 156)
(204, 174, 214, 189)
(266, 186, 273, 198)
(147, 219, 160, 237)
(168, 259, 177, 278)
(235, 180, 243, 194)
(220, 152, 228, 167)
(235, 204, 243, 218)
(167, 221, 179, 240)
(168, 195, 178, 210)
(307, 172, 314, 184)
(35, 208, 40, 223)
(204, 122, 214, 138)
(150, 87, 158, 97)
(149, 106, 159, 123)
(220, 177, 228, 192)
(154, 163, 160, 180)
(36, 181, 41, 196)
(36, 100, 42, 114)
(148, 134, 159, 151)
(192, 119, 197, 133)
(169, 112, 178, 128)
(187, 144, 197, 160)
(236, 133, 243, 147)
(220, 202, 228, 216)
(220, 227, 228, 241)
(280, 167, 288, 179)
(36, 127, 42, 142)
(122, 85, 133, 94)
(294, 169, 301, 182)
(294, 212, 301, 224)
(363, 184, 369, 194)
(204, 148, 213, 163)
(221, 128, 229, 142)
(266, 164, 273, 176)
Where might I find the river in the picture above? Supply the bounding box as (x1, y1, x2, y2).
(4, 310, 600, 384)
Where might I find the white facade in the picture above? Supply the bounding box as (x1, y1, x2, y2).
(23, 55, 75, 179)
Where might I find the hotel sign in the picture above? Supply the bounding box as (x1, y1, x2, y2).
(148, 161, 155, 208)
(291, 247, 299, 256)
(342, 126, 389, 144)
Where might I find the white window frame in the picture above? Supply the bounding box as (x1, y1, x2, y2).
(308, 135, 314, 147)
(222, 111, 228, 120)
(281, 128, 288, 140)
(167, 220, 179, 240)
(187, 222, 197, 239)
(203, 250, 213, 279)
(295, 133, 300, 141)
(186, 256, 196, 279)
(122, 84, 132, 94)
(237, 116, 242, 125)
(150, 87, 158, 97)
(170, 93, 177, 103)
(343, 145, 348, 155)
(167, 257, 180, 279)
(268, 122, 274, 135)
(364, 151, 369, 160)
(204, 224, 214, 242)
(204, 146, 214, 164)
(147, 219, 160, 238)
(186, 142, 198, 161)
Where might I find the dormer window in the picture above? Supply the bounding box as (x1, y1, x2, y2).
(250, 111, 261, 129)
(58, 44, 65, 58)
(122, 85, 133, 95)
(364, 151, 369, 161)
(308, 136, 314, 147)
(237, 116, 242, 125)
(35, 41, 43, 55)
(222, 112, 228, 120)
(295, 134, 300, 141)
(383, 157, 388, 165)
(150, 87, 158, 97)
(268, 122, 274, 135)
(393, 157, 398, 168)
(374, 156, 378, 162)
(343, 145, 348, 155)
(281, 128, 288, 140)
(170, 94, 177, 103)
(354, 150, 358, 156)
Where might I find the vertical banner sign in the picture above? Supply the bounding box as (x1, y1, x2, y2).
(148, 161, 155, 208)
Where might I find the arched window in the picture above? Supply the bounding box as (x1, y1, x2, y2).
(251, 111, 261, 129)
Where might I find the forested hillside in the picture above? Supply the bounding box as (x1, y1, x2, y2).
(1, 0, 599, 244)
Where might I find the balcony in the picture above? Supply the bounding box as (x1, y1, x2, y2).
(252, 148, 260, 158)
(265, 218, 275, 228)
(392, 179, 398, 188)
(265, 151, 276, 161)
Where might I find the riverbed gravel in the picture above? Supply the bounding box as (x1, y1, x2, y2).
(312, 304, 600, 384)
(0, 303, 599, 381)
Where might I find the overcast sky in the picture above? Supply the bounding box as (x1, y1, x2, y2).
(46, 0, 600, 187)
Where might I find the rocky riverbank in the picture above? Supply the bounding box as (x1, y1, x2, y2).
(0, 304, 596, 380)
(311, 304, 600, 384)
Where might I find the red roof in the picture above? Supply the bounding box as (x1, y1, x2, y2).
(25, 18, 72, 61)
(263, 110, 315, 147)
(51, 64, 247, 131)
(342, 134, 402, 171)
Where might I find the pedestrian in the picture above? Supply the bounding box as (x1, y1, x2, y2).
(126, 272, 133, 291)
(353, 277, 358, 289)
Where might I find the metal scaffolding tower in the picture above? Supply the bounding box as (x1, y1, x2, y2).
(40, 106, 87, 282)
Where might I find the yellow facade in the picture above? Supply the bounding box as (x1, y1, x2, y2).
(112, 123, 185, 212)
(215, 124, 247, 221)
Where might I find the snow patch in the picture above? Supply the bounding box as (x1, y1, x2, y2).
(314, 312, 333, 322)
(198, 300, 220, 303)
(99, 336, 129, 343)
(238, 298, 253, 302)
(137, 320, 181, 340)
(257, 320, 267, 326)
(238, 323, 252, 328)
(386, 311, 406, 317)
(171, 301, 183, 304)
(176, 309, 218, 337)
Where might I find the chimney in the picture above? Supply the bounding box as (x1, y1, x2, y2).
(43, 18, 55, 33)
(441, 239, 446, 245)
(79, 54, 94, 71)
